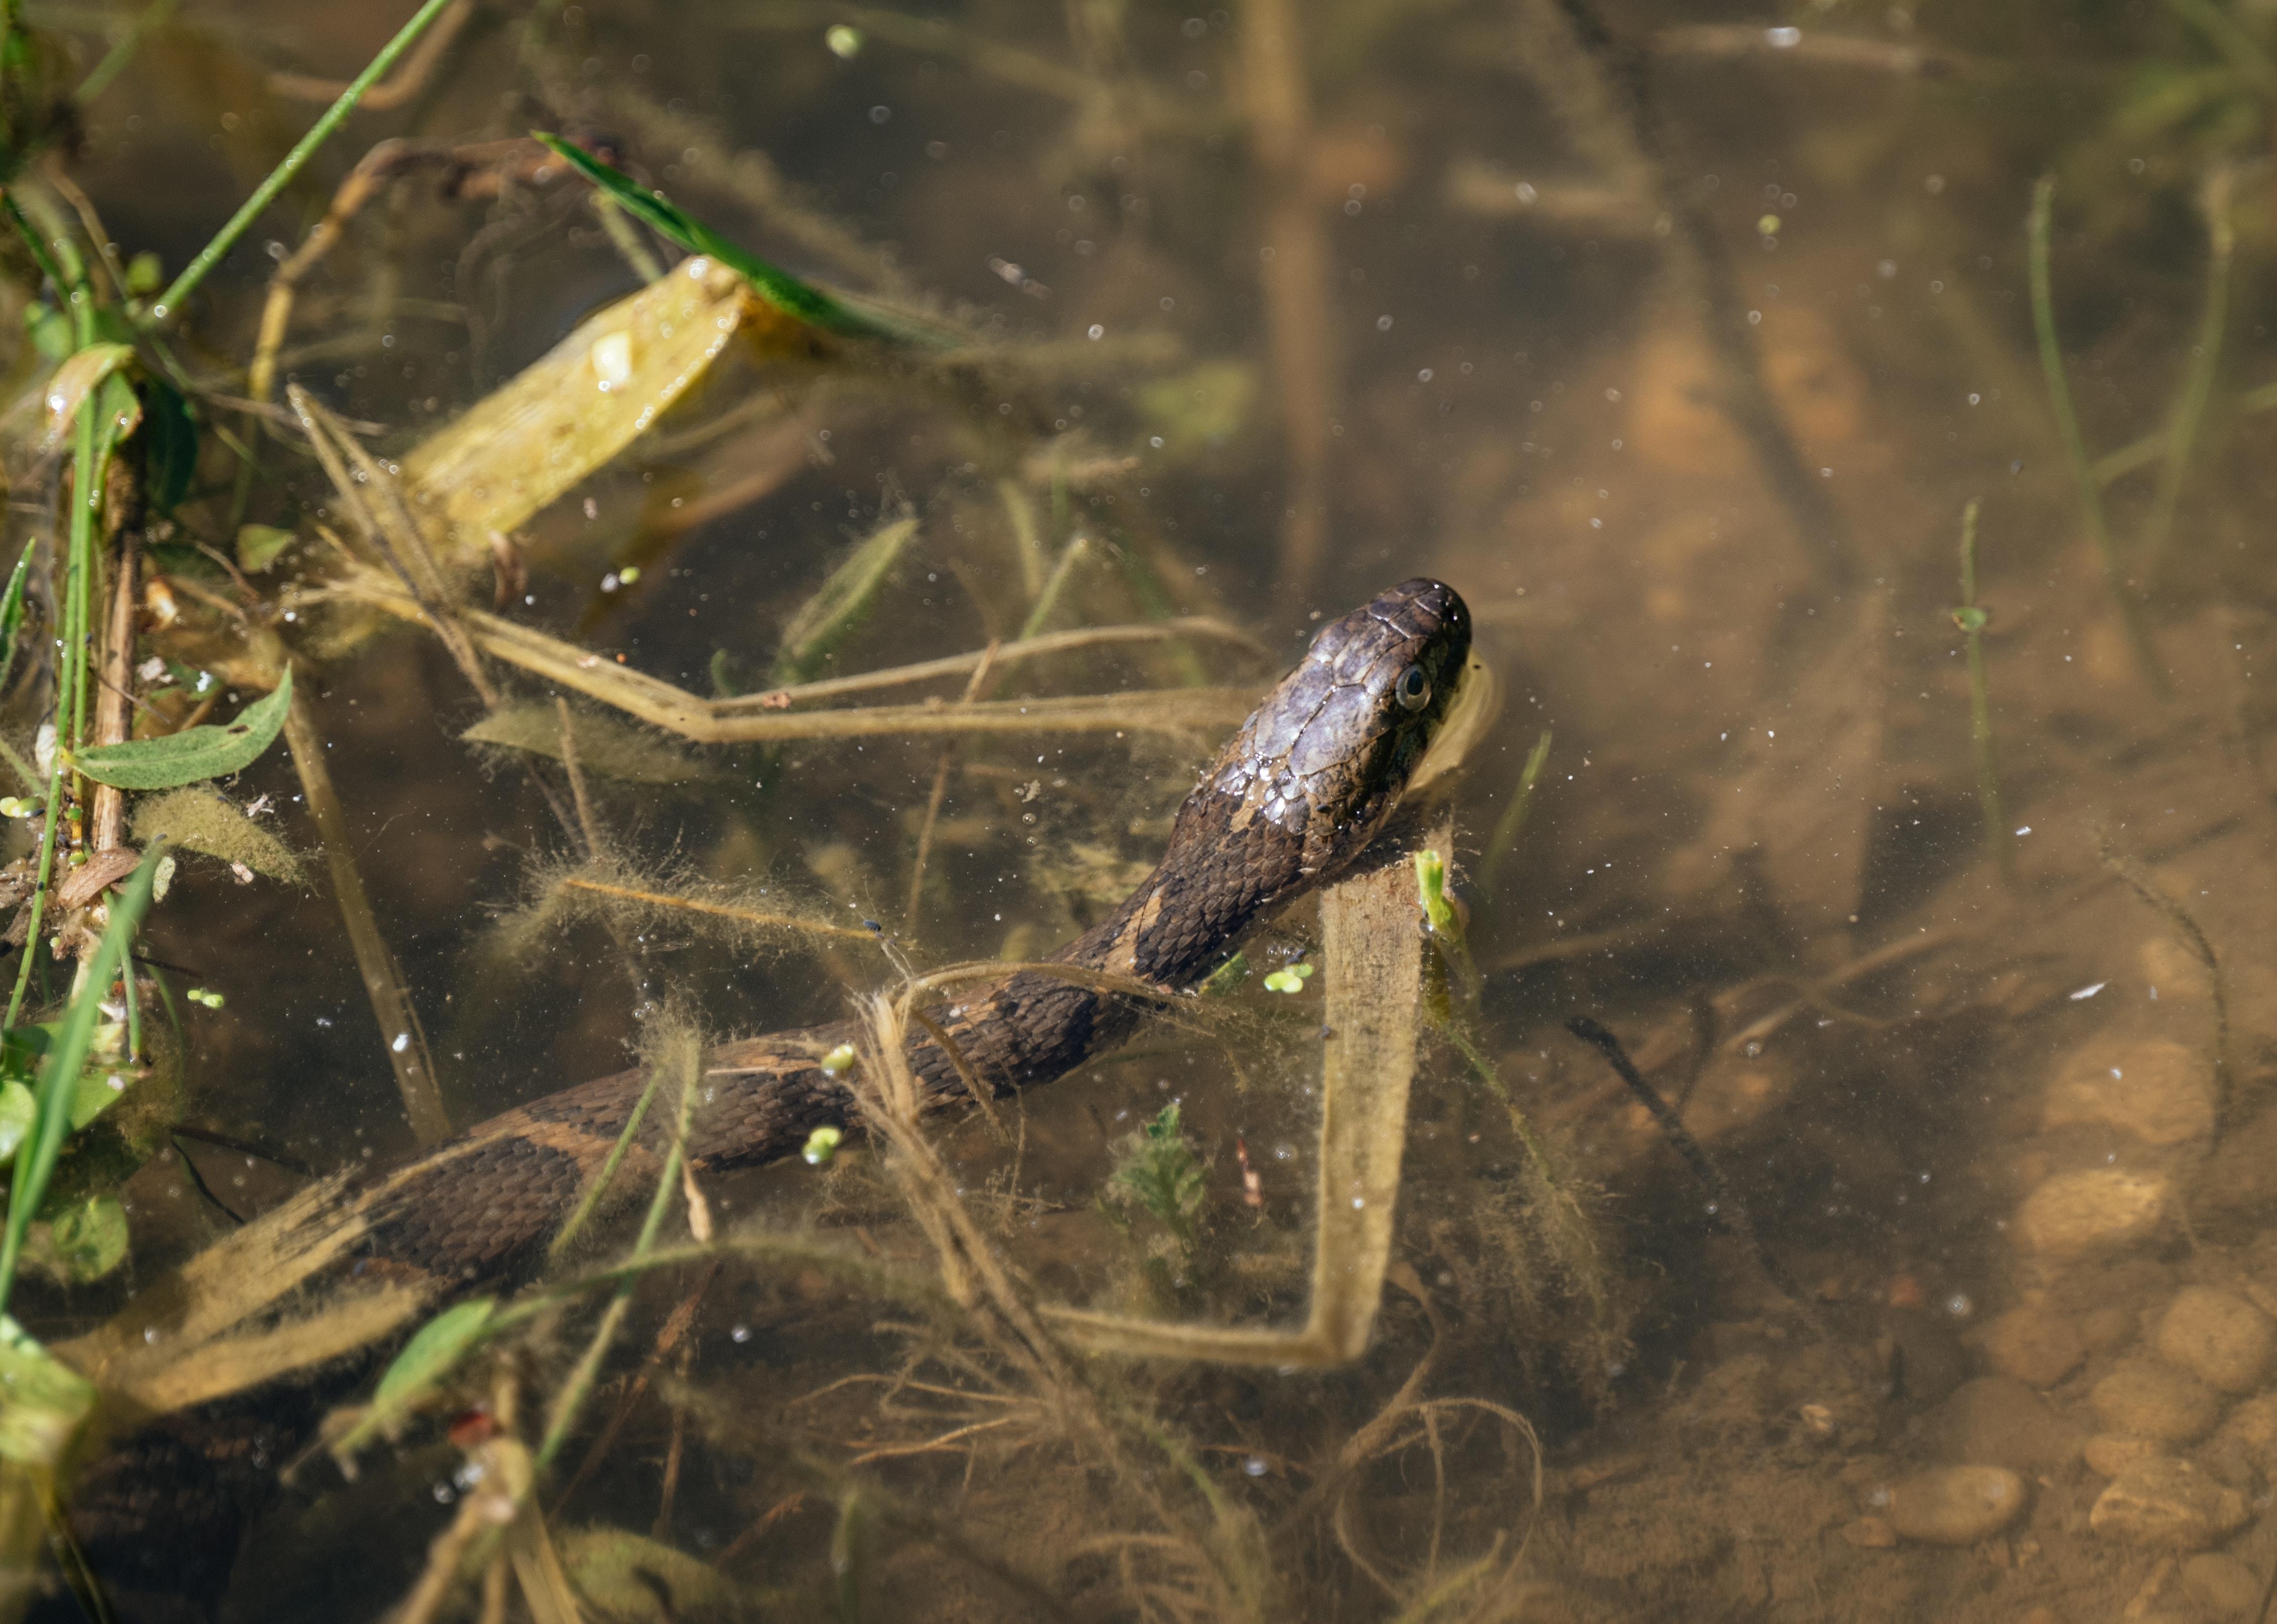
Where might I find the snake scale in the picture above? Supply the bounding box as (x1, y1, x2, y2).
(55, 577, 1476, 1619)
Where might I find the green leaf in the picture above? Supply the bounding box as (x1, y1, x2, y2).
(0, 1025, 133, 1142)
(533, 132, 955, 349)
(375, 1296, 497, 1407)
(0, 843, 165, 1315)
(28, 1194, 127, 1283)
(0, 1082, 30, 1165)
(40, 343, 136, 451)
(332, 1295, 499, 1464)
(0, 536, 35, 698)
(73, 666, 292, 790)
(22, 303, 69, 362)
(234, 523, 296, 574)
(0, 1315, 94, 1465)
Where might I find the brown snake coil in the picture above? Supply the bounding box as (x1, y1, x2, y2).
(349, 575, 1475, 1287)
(54, 578, 1473, 1619)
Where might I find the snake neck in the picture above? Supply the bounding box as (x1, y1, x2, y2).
(1055, 780, 1342, 990)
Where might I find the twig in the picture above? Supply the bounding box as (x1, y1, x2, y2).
(283, 691, 452, 1145)
(556, 875, 882, 943)
(292, 387, 502, 708)
(554, 697, 599, 861)
(652, 1331, 695, 1539)
(1564, 1015, 1817, 1319)
(1952, 501, 2011, 879)
(549, 1261, 720, 1518)
(88, 478, 141, 856)
(907, 642, 1000, 926)
(2028, 175, 2166, 693)
(591, 191, 667, 284)
(535, 1026, 705, 1472)
(149, 0, 471, 324)
(265, 0, 476, 108)
(1648, 23, 1966, 76)
(2097, 829, 2232, 1138)
(248, 138, 571, 406)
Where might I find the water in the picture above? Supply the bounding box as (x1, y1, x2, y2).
(14, 1, 2277, 1618)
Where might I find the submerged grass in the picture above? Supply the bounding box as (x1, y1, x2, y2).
(2028, 175, 2167, 694)
(1951, 501, 2011, 880)
(489, 846, 890, 972)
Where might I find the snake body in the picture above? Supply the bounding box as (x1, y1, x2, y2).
(353, 575, 1474, 1284)
(59, 577, 1472, 1617)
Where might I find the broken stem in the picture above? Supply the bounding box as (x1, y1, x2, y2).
(283, 691, 452, 1144)
(1953, 501, 2011, 881)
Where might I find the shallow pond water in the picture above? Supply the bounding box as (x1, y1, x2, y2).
(8, 1, 2277, 1620)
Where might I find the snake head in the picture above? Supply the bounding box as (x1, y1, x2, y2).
(1208, 577, 1477, 876)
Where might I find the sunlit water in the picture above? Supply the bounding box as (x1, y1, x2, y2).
(16, 2, 2277, 1619)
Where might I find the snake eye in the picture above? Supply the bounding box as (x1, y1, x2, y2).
(1393, 664, 1431, 712)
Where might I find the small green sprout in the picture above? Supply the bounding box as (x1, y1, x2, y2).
(1200, 951, 1249, 996)
(618, 565, 641, 585)
(820, 1042, 857, 1074)
(1414, 849, 1460, 939)
(1108, 1102, 1206, 1253)
(1261, 962, 1314, 994)
(802, 1125, 844, 1166)
(186, 988, 224, 1009)
(825, 23, 865, 57)
(0, 798, 36, 820)
(123, 252, 163, 298)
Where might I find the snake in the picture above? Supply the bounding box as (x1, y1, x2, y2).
(56, 577, 1478, 1617)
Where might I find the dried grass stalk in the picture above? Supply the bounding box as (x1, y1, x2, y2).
(1045, 818, 1445, 1364)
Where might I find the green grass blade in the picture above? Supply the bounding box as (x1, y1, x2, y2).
(2028, 175, 2166, 693)
(148, 0, 465, 325)
(0, 842, 165, 1316)
(0, 537, 33, 697)
(533, 132, 954, 348)
(1479, 729, 1553, 895)
(772, 516, 920, 685)
(74, 0, 177, 104)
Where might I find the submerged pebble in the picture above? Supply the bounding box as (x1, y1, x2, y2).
(1919, 1376, 2080, 1471)
(2088, 1359, 2223, 1444)
(2214, 1393, 2277, 1471)
(1885, 1465, 2026, 1545)
(2016, 1169, 2171, 1257)
(1978, 1303, 2086, 1388)
(2155, 1287, 2276, 1395)
(2089, 1456, 2249, 1548)
(2083, 1434, 2160, 1478)
(1841, 1516, 1897, 1549)
(2041, 1037, 2215, 1145)
(2183, 1553, 2264, 1617)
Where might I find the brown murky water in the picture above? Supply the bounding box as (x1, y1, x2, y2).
(12, 0, 2277, 1618)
